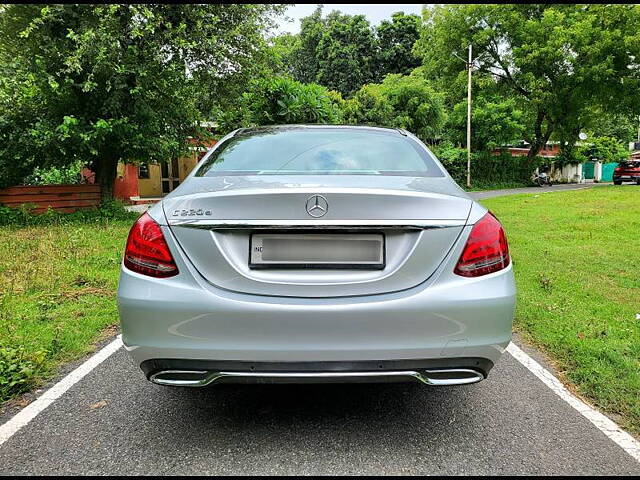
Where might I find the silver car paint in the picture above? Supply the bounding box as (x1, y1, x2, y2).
(119, 126, 515, 378)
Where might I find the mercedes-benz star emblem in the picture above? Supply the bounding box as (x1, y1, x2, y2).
(305, 195, 328, 218)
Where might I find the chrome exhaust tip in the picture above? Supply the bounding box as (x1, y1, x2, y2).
(149, 370, 216, 387)
(417, 368, 485, 386)
(149, 368, 485, 387)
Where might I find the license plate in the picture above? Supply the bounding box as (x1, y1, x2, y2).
(249, 233, 385, 269)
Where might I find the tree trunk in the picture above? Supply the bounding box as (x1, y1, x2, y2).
(526, 110, 553, 164)
(527, 139, 545, 163)
(94, 155, 119, 204)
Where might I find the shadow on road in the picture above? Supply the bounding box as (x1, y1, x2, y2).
(155, 381, 479, 447)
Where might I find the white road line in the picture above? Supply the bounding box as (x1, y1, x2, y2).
(0, 335, 123, 447)
(507, 342, 640, 463)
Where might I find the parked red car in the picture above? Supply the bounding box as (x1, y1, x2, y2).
(613, 161, 640, 185)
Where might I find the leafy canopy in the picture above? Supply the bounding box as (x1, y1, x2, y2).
(376, 12, 422, 78)
(0, 4, 285, 195)
(344, 73, 446, 142)
(580, 137, 629, 164)
(415, 4, 640, 159)
(232, 77, 344, 129)
(279, 7, 423, 98)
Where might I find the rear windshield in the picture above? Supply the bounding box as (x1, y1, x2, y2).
(196, 127, 444, 177)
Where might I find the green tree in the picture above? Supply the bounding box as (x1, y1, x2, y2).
(286, 7, 379, 98)
(0, 4, 284, 199)
(580, 136, 629, 164)
(587, 112, 640, 144)
(283, 8, 421, 98)
(345, 73, 446, 141)
(219, 77, 343, 131)
(376, 12, 422, 77)
(448, 96, 525, 151)
(266, 33, 301, 78)
(288, 6, 325, 84)
(315, 12, 379, 97)
(343, 84, 394, 127)
(415, 4, 640, 162)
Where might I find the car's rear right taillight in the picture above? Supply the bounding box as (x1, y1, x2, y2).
(124, 213, 178, 278)
(454, 212, 510, 277)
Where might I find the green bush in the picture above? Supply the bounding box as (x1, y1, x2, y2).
(0, 200, 138, 227)
(432, 143, 469, 184)
(579, 136, 629, 164)
(344, 73, 446, 141)
(0, 346, 45, 402)
(433, 143, 541, 189)
(220, 76, 344, 131)
(22, 160, 85, 186)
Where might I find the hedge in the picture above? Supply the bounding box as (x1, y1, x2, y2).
(433, 144, 541, 189)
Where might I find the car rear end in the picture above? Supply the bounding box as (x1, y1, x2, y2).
(117, 126, 516, 387)
(613, 161, 640, 184)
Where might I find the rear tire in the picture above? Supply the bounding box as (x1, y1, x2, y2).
(614, 180, 622, 185)
(636, 179, 640, 186)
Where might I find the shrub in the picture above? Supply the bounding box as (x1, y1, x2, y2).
(22, 160, 85, 186)
(579, 136, 629, 164)
(344, 73, 446, 141)
(240, 77, 344, 127)
(432, 143, 468, 184)
(432, 143, 541, 189)
(0, 346, 45, 402)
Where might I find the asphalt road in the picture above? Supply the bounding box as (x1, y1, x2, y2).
(1, 181, 638, 475)
(0, 345, 638, 475)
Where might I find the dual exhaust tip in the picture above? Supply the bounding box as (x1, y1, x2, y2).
(149, 368, 485, 387)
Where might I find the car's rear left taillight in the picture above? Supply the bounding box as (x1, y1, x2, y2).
(454, 212, 510, 277)
(124, 213, 178, 278)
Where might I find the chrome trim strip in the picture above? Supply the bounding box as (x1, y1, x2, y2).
(149, 368, 484, 387)
(168, 219, 466, 230)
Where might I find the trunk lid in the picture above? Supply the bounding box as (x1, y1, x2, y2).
(164, 176, 472, 298)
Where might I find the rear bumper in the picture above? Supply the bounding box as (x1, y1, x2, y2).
(613, 175, 640, 181)
(118, 257, 515, 373)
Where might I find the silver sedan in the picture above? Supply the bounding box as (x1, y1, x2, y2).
(117, 125, 515, 387)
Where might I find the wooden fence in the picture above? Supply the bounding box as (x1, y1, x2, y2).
(0, 185, 101, 213)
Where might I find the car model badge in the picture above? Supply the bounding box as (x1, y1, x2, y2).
(305, 195, 328, 218)
(172, 209, 212, 217)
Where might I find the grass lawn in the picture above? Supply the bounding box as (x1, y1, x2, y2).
(482, 186, 640, 435)
(0, 215, 137, 403)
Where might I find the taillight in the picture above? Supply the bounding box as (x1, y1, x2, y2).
(454, 212, 510, 277)
(123, 213, 178, 278)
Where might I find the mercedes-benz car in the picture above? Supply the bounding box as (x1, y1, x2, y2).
(118, 125, 515, 388)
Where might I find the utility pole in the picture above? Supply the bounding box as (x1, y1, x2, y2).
(453, 45, 474, 188)
(466, 44, 472, 188)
